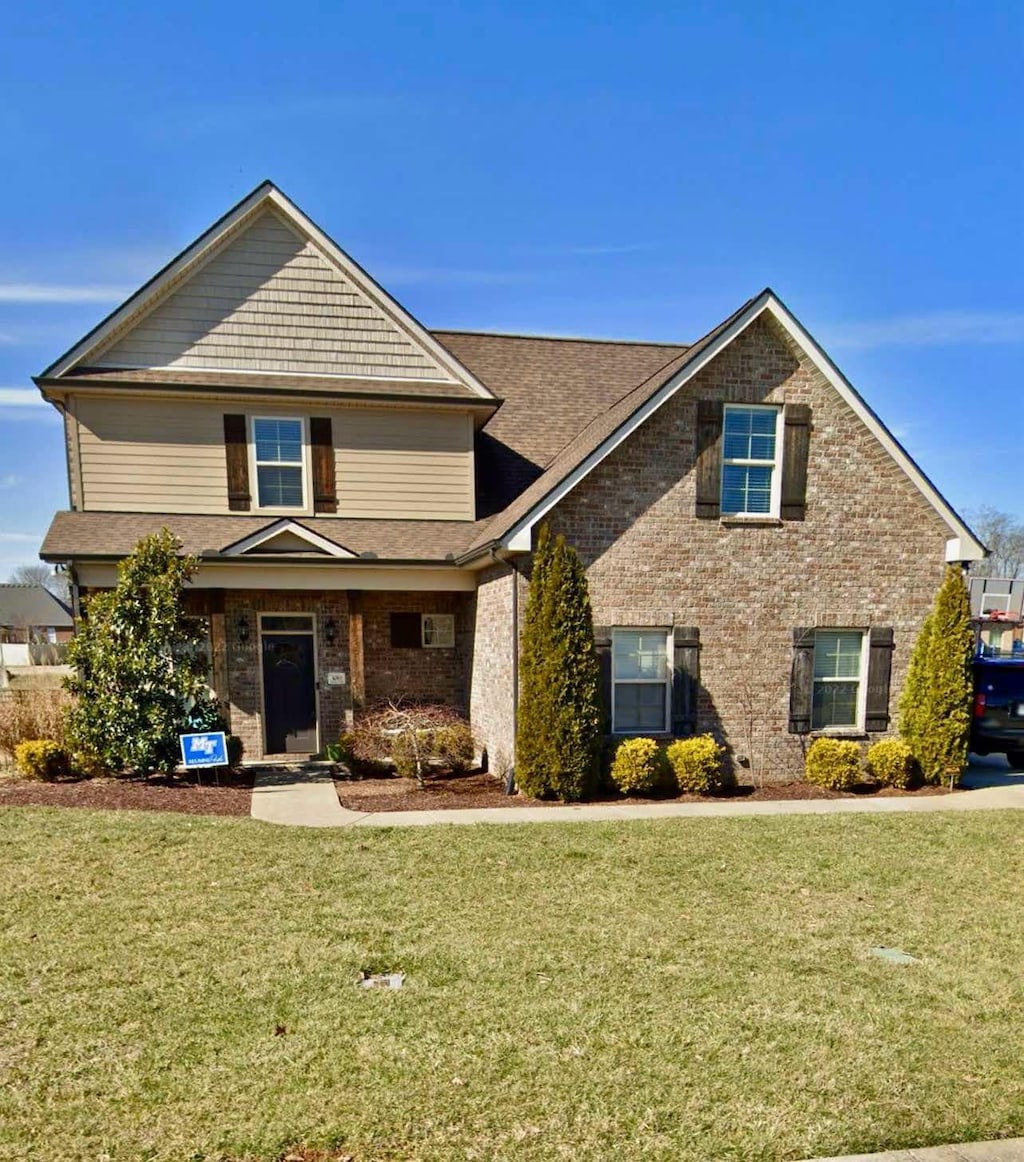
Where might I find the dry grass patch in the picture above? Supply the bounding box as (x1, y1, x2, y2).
(2, 808, 1024, 1160)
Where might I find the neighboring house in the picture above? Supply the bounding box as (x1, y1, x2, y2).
(0, 584, 74, 645)
(0, 584, 74, 674)
(35, 182, 985, 773)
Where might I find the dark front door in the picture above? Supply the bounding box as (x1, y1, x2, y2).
(261, 633, 317, 753)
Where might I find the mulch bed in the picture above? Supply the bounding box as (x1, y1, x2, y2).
(335, 772, 958, 812)
(0, 771, 254, 817)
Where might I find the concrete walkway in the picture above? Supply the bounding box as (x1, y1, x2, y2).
(803, 1138, 1024, 1161)
(251, 760, 1024, 829)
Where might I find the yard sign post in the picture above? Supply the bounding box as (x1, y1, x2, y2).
(179, 731, 228, 785)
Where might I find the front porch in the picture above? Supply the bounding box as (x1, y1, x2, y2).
(189, 587, 476, 761)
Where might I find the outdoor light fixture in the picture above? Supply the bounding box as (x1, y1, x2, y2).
(324, 617, 337, 645)
(236, 616, 250, 643)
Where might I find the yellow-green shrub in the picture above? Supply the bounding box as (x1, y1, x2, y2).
(866, 739, 917, 789)
(609, 737, 670, 795)
(14, 739, 69, 781)
(666, 734, 729, 795)
(804, 737, 861, 790)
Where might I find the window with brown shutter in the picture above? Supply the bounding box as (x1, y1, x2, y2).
(223, 414, 251, 511)
(780, 403, 811, 521)
(310, 416, 337, 514)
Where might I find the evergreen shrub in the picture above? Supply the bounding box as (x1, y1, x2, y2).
(866, 739, 917, 789)
(804, 737, 861, 790)
(609, 737, 670, 795)
(666, 734, 729, 795)
(515, 526, 603, 801)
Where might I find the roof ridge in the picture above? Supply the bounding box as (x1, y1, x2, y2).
(431, 327, 689, 349)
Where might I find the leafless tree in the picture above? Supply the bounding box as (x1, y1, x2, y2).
(7, 563, 70, 603)
(966, 507, 1024, 579)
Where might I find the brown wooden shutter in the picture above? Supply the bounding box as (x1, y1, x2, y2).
(865, 626, 895, 732)
(594, 626, 612, 734)
(789, 627, 816, 734)
(390, 612, 422, 649)
(694, 400, 723, 519)
(780, 403, 811, 521)
(223, 414, 250, 511)
(671, 626, 700, 736)
(310, 417, 337, 514)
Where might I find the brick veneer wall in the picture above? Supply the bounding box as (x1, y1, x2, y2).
(466, 563, 518, 774)
(360, 590, 470, 710)
(545, 313, 952, 780)
(223, 589, 351, 758)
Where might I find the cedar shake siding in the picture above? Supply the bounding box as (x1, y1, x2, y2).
(545, 313, 952, 778)
(92, 210, 455, 382)
(72, 396, 475, 520)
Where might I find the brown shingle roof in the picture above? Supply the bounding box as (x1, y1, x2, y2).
(0, 584, 73, 629)
(461, 295, 761, 553)
(434, 331, 688, 514)
(41, 512, 490, 563)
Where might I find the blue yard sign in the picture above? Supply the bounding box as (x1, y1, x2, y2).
(180, 731, 228, 769)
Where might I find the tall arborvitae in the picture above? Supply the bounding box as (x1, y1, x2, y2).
(515, 525, 603, 800)
(898, 565, 974, 786)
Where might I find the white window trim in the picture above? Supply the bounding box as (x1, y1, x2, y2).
(812, 629, 869, 733)
(611, 627, 672, 735)
(249, 415, 312, 515)
(421, 613, 455, 649)
(720, 403, 784, 519)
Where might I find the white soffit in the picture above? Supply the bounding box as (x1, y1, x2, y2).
(503, 291, 985, 560)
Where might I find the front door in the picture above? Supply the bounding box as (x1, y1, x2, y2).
(261, 621, 317, 754)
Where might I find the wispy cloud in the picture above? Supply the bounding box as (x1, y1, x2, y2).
(0, 475, 22, 490)
(826, 310, 1024, 350)
(0, 283, 129, 304)
(0, 532, 42, 543)
(0, 388, 47, 407)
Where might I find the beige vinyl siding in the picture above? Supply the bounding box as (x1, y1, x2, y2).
(91, 210, 454, 382)
(73, 396, 475, 520)
(76, 397, 229, 514)
(335, 410, 473, 520)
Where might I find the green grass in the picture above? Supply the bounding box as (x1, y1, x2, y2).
(3, 809, 1024, 1161)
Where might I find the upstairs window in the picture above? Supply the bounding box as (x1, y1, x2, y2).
(253, 417, 305, 509)
(612, 628, 671, 733)
(812, 630, 866, 730)
(721, 404, 781, 517)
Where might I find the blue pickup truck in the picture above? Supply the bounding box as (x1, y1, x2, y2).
(972, 654, 1024, 769)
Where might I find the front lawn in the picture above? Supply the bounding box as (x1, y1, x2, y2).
(2, 809, 1024, 1161)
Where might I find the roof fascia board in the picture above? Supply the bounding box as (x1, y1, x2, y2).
(500, 291, 986, 560)
(760, 295, 985, 560)
(219, 519, 354, 558)
(501, 292, 774, 551)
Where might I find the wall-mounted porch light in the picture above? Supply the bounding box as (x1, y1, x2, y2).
(324, 617, 337, 646)
(236, 615, 250, 643)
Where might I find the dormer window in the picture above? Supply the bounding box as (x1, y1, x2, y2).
(252, 417, 306, 509)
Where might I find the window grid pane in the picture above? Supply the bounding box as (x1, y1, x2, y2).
(813, 631, 864, 680)
(614, 683, 666, 733)
(723, 407, 777, 461)
(254, 418, 303, 465)
(257, 465, 304, 507)
(613, 631, 668, 680)
(812, 681, 859, 729)
(722, 464, 773, 515)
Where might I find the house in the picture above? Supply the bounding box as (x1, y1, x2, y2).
(0, 584, 73, 646)
(0, 584, 74, 677)
(35, 182, 985, 775)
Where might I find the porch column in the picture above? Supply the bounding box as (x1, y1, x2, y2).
(348, 590, 365, 714)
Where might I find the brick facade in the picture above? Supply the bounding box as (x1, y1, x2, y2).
(222, 589, 352, 758)
(467, 563, 519, 775)
(543, 313, 951, 780)
(359, 590, 470, 709)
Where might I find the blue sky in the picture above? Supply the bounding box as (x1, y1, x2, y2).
(1, 1, 1021, 574)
